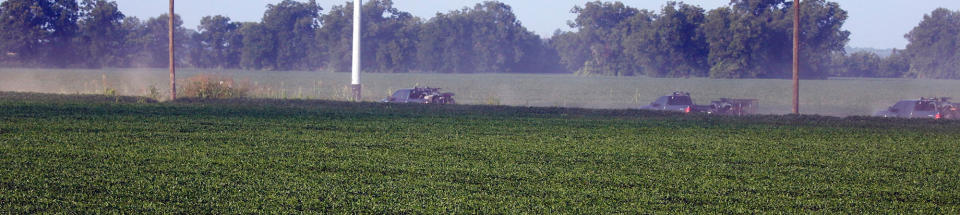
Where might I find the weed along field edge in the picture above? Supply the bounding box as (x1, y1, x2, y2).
(1, 92, 959, 213)
(3, 68, 960, 116)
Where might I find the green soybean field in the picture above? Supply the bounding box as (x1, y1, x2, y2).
(1, 92, 959, 213)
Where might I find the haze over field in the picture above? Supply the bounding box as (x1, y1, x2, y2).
(113, 0, 960, 49)
(2, 68, 958, 117)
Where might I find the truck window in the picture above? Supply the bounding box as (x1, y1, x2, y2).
(893, 101, 912, 111)
(654, 96, 669, 106)
(392, 90, 410, 101)
(668, 96, 693, 106)
(915, 101, 936, 111)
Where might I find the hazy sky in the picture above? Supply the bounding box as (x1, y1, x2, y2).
(111, 0, 960, 49)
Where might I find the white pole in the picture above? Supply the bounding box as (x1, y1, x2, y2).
(351, 0, 362, 101)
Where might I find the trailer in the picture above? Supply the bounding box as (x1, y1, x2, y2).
(708, 98, 759, 116)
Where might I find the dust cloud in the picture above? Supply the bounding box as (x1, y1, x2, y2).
(2, 69, 959, 117)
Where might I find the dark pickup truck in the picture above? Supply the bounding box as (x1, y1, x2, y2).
(639, 92, 758, 115)
(381, 87, 456, 105)
(874, 97, 958, 119)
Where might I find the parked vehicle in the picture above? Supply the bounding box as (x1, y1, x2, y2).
(639, 92, 707, 113)
(639, 92, 758, 115)
(382, 87, 456, 104)
(874, 97, 958, 119)
(708, 98, 759, 116)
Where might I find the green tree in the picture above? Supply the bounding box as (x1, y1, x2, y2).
(320, 0, 420, 73)
(183, 29, 204, 68)
(262, 0, 321, 70)
(197, 15, 242, 69)
(548, 1, 643, 76)
(878, 49, 909, 78)
(626, 2, 707, 77)
(702, 7, 761, 78)
(140, 14, 189, 68)
(44, 0, 81, 67)
(704, 0, 849, 79)
(469, 2, 526, 73)
(77, 0, 125, 68)
(566, 1, 642, 76)
(239, 22, 275, 70)
(550, 30, 590, 73)
(415, 1, 549, 73)
(837, 51, 880, 77)
(0, 0, 80, 67)
(904, 8, 960, 79)
(416, 11, 474, 73)
(518, 34, 567, 73)
(118, 16, 147, 67)
(795, 0, 850, 79)
(0, 0, 49, 65)
(704, 1, 790, 79)
(316, 3, 352, 72)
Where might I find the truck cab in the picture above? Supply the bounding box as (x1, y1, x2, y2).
(640, 92, 696, 112)
(384, 89, 423, 103)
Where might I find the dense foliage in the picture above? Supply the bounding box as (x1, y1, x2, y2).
(832, 6, 960, 80)
(0, 0, 560, 74)
(831, 50, 909, 78)
(0, 0, 957, 79)
(904, 8, 960, 79)
(552, 0, 850, 79)
(554, 1, 644, 76)
(2, 92, 960, 213)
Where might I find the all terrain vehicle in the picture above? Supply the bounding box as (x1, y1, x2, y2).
(708, 98, 760, 116)
(874, 97, 958, 119)
(639, 92, 758, 115)
(382, 87, 456, 105)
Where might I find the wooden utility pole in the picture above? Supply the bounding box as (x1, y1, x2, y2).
(792, 0, 800, 114)
(169, 0, 176, 101)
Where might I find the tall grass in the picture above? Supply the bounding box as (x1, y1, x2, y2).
(181, 75, 250, 99)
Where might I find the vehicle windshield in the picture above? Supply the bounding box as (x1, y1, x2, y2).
(668, 96, 693, 105)
(915, 101, 937, 111)
(392, 90, 409, 100)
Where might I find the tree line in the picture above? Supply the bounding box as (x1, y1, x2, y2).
(834, 8, 960, 79)
(0, 0, 563, 74)
(550, 0, 849, 79)
(0, 0, 958, 79)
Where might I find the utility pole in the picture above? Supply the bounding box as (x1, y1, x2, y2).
(169, 0, 176, 101)
(792, 0, 800, 114)
(351, 0, 362, 101)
